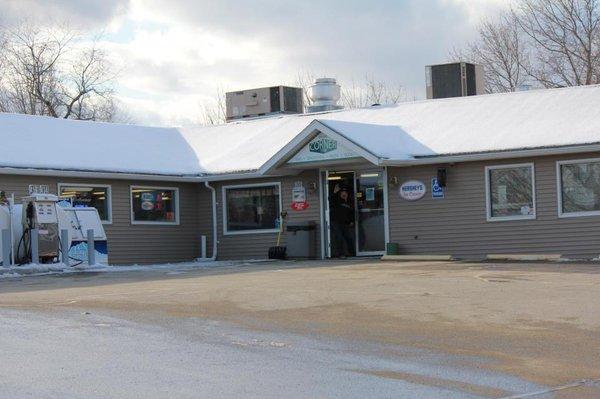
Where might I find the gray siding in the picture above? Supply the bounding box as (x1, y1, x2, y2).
(213, 171, 322, 260)
(4, 150, 599, 264)
(197, 184, 215, 259)
(0, 175, 212, 265)
(387, 152, 600, 258)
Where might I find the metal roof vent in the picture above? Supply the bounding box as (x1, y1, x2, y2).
(307, 78, 344, 113)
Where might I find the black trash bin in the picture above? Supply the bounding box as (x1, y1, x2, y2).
(285, 221, 317, 259)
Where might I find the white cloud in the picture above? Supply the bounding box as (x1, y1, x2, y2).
(102, 20, 287, 125)
(118, 94, 210, 126)
(0, 0, 128, 28)
(445, 0, 513, 23)
(2, 0, 510, 126)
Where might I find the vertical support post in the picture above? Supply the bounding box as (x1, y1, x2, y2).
(30, 229, 39, 264)
(61, 229, 70, 267)
(200, 235, 207, 259)
(87, 229, 95, 266)
(9, 193, 15, 266)
(382, 166, 391, 247)
(2, 229, 11, 267)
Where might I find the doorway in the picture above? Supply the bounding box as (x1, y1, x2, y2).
(323, 169, 386, 258)
(326, 171, 356, 257)
(355, 171, 386, 255)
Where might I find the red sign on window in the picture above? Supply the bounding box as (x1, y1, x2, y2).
(291, 201, 309, 211)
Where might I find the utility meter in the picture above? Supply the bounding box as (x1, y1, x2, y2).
(21, 194, 60, 262)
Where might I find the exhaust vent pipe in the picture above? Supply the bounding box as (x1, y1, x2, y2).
(307, 78, 344, 113)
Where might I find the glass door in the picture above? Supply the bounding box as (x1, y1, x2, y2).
(355, 170, 386, 255)
(326, 170, 356, 258)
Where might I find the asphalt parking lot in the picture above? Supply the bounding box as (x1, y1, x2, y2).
(1, 259, 599, 398)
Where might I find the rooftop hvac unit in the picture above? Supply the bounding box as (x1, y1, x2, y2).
(226, 86, 303, 121)
(426, 62, 485, 99)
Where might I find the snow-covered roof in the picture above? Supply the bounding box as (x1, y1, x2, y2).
(0, 114, 199, 176)
(316, 84, 600, 158)
(1, 84, 599, 177)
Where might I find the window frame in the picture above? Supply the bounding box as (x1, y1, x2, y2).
(222, 181, 282, 236)
(485, 163, 536, 222)
(57, 183, 113, 224)
(556, 157, 600, 218)
(130, 185, 180, 226)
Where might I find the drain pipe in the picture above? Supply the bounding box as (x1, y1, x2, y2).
(203, 181, 218, 261)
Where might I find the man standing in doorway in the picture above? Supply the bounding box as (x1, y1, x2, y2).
(330, 186, 355, 258)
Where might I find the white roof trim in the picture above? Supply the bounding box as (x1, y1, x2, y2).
(258, 119, 381, 175)
(381, 143, 600, 166)
(200, 170, 299, 182)
(0, 167, 202, 182)
(0, 166, 301, 183)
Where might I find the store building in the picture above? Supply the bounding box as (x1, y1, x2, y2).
(1, 83, 600, 263)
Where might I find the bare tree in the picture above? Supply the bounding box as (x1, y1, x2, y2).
(456, 0, 600, 92)
(341, 74, 407, 108)
(451, 14, 531, 92)
(450, 0, 600, 92)
(514, 0, 600, 87)
(340, 78, 367, 109)
(294, 70, 316, 109)
(363, 74, 407, 105)
(0, 24, 121, 121)
(200, 85, 226, 125)
(0, 33, 8, 113)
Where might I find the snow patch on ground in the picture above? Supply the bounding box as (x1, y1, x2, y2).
(0, 259, 269, 279)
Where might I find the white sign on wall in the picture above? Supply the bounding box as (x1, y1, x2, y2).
(399, 180, 426, 201)
(291, 181, 309, 211)
(292, 181, 306, 203)
(288, 133, 359, 164)
(28, 184, 50, 195)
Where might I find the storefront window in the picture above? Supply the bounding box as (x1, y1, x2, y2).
(224, 184, 280, 233)
(58, 184, 111, 222)
(487, 164, 535, 220)
(559, 160, 600, 216)
(131, 187, 178, 224)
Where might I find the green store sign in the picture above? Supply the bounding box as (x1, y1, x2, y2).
(309, 137, 337, 154)
(287, 133, 358, 164)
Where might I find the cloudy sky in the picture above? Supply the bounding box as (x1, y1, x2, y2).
(1, 0, 509, 126)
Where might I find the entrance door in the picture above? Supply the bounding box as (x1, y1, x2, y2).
(323, 169, 386, 258)
(355, 171, 386, 255)
(325, 171, 356, 258)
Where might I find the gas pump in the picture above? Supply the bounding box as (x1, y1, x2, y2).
(17, 194, 60, 264)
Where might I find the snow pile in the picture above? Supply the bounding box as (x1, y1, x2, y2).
(0, 263, 91, 279)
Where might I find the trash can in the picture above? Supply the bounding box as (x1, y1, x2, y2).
(286, 221, 317, 259)
(386, 242, 400, 255)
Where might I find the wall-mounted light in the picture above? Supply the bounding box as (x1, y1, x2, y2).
(437, 168, 447, 187)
